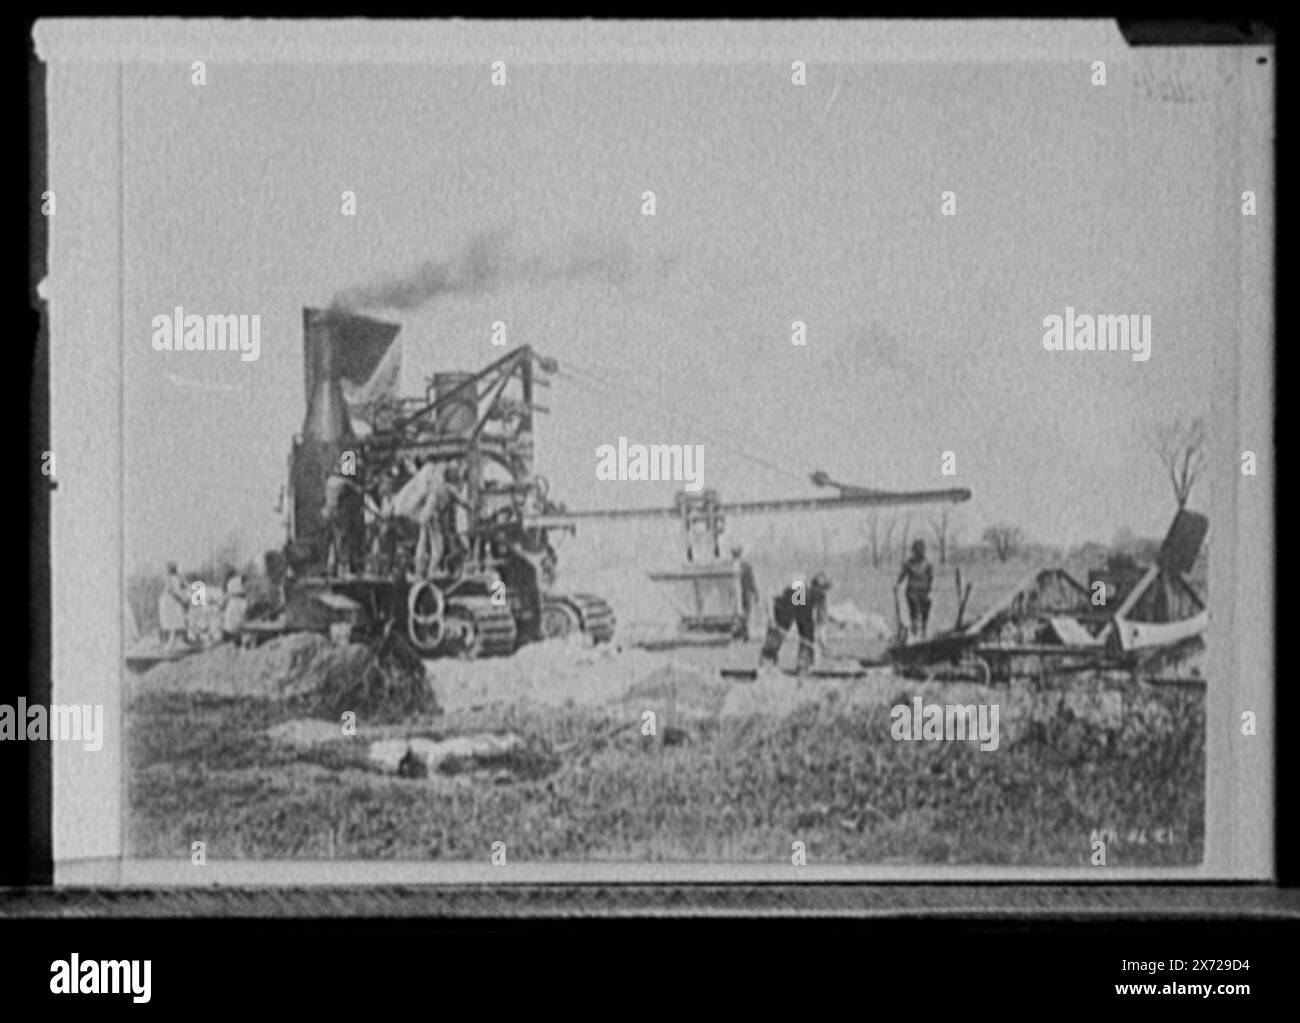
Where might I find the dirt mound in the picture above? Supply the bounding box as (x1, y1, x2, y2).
(136, 633, 330, 698)
(312, 634, 436, 722)
(430, 641, 739, 717)
(134, 633, 436, 720)
(623, 661, 733, 721)
(430, 641, 658, 712)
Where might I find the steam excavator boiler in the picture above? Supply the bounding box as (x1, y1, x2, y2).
(260, 307, 973, 658)
(266, 307, 614, 658)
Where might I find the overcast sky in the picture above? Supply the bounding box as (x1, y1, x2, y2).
(121, 57, 1230, 573)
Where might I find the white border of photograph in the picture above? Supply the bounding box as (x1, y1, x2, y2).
(37, 18, 1273, 884)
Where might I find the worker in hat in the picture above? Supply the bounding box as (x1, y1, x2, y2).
(731, 545, 761, 641)
(157, 561, 189, 651)
(759, 572, 832, 674)
(896, 538, 935, 641)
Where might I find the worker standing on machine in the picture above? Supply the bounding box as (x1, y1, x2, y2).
(364, 472, 400, 575)
(434, 464, 470, 574)
(407, 461, 470, 578)
(322, 467, 363, 577)
(389, 457, 429, 578)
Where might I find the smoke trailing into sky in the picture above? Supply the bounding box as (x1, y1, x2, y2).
(332, 228, 638, 312)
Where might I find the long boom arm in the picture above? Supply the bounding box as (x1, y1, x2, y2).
(524, 486, 971, 529)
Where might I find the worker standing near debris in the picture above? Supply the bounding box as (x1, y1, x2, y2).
(731, 545, 760, 640)
(759, 572, 832, 674)
(158, 561, 189, 651)
(896, 539, 935, 641)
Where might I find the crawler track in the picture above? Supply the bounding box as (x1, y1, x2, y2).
(562, 592, 617, 644)
(444, 595, 518, 658)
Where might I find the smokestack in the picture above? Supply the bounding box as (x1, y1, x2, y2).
(291, 308, 359, 568)
(302, 307, 355, 445)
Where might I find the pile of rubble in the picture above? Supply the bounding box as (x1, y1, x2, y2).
(132, 632, 435, 720)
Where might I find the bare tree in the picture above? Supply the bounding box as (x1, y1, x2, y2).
(863, 510, 883, 567)
(1149, 416, 1206, 510)
(897, 515, 914, 562)
(982, 523, 1024, 563)
(883, 514, 899, 566)
(928, 506, 954, 565)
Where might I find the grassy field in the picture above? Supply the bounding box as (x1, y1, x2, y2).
(126, 645, 1205, 866)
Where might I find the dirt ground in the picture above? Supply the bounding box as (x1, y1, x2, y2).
(124, 582, 1206, 866)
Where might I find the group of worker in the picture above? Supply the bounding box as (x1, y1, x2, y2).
(157, 561, 249, 651)
(322, 455, 470, 580)
(400, 458, 470, 578)
(319, 453, 944, 670)
(736, 537, 935, 674)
